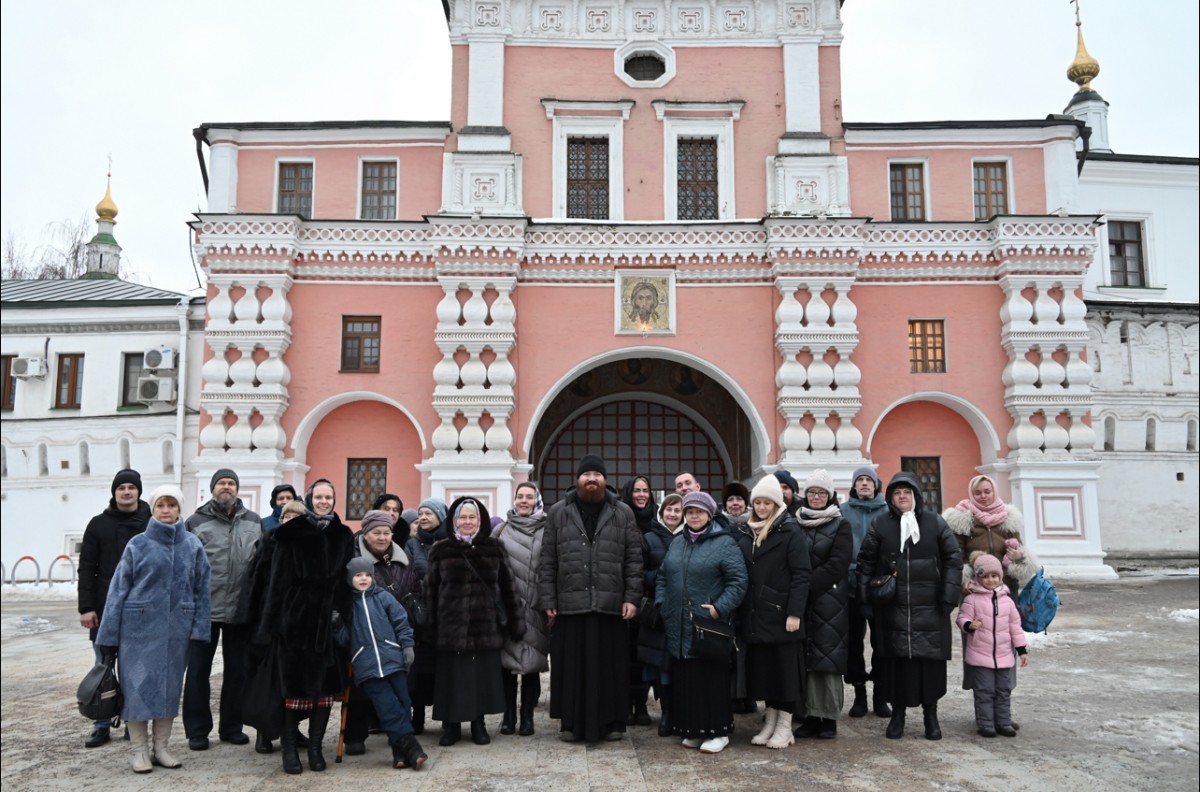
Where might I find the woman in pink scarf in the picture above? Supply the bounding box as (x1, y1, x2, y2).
(942, 476, 1038, 598)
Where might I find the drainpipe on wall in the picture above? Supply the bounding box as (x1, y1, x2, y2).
(174, 297, 189, 487)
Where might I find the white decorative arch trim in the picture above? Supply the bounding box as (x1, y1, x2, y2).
(290, 390, 428, 465)
(522, 346, 772, 466)
(865, 391, 1002, 464)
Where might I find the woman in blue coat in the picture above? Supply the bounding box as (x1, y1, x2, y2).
(96, 485, 211, 774)
(655, 491, 748, 754)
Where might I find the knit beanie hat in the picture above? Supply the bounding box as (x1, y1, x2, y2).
(346, 556, 375, 586)
(210, 468, 239, 492)
(401, 508, 419, 526)
(576, 454, 608, 478)
(750, 474, 785, 509)
(972, 552, 1003, 579)
(360, 509, 396, 534)
(773, 469, 800, 495)
(722, 481, 750, 505)
(270, 483, 298, 505)
(681, 490, 718, 517)
(850, 466, 881, 493)
(148, 484, 185, 515)
(418, 498, 448, 523)
(804, 468, 835, 498)
(111, 468, 143, 496)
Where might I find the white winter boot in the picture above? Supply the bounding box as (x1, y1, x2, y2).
(152, 719, 182, 768)
(766, 710, 794, 749)
(128, 720, 152, 773)
(751, 707, 779, 745)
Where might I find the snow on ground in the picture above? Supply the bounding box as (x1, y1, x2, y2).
(1169, 608, 1199, 622)
(1025, 629, 1144, 648)
(1, 582, 77, 602)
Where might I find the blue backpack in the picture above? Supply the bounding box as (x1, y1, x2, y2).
(1017, 567, 1060, 633)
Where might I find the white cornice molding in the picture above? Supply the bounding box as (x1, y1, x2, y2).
(204, 127, 451, 146)
(845, 125, 1080, 147)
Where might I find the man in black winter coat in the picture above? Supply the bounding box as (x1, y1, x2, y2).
(77, 468, 150, 748)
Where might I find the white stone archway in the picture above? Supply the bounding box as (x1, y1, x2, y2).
(290, 390, 428, 467)
(865, 391, 1003, 464)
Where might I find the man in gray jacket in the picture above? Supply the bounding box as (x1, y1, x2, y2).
(539, 454, 642, 743)
(183, 468, 262, 750)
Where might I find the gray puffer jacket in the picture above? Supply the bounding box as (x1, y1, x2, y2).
(496, 510, 551, 673)
(538, 490, 643, 616)
(186, 498, 262, 623)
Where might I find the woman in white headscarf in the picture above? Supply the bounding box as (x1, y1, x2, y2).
(855, 472, 962, 742)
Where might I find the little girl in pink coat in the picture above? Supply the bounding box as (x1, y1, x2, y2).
(956, 552, 1029, 737)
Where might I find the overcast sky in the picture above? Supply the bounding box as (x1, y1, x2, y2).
(2, 0, 1196, 294)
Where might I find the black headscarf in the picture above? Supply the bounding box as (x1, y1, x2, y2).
(620, 475, 658, 534)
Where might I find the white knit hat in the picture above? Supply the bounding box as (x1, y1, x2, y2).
(148, 484, 186, 514)
(804, 468, 835, 498)
(749, 474, 784, 509)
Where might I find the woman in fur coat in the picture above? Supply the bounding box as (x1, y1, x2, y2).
(96, 485, 211, 773)
(426, 497, 525, 747)
(249, 478, 353, 775)
(496, 482, 552, 736)
(942, 475, 1039, 598)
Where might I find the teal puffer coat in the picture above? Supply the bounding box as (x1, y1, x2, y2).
(656, 522, 748, 661)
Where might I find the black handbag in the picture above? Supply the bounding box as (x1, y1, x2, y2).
(690, 614, 735, 661)
(77, 656, 122, 722)
(241, 643, 283, 740)
(637, 596, 661, 630)
(400, 591, 430, 628)
(866, 557, 898, 605)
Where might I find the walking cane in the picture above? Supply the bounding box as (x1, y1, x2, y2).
(335, 679, 351, 763)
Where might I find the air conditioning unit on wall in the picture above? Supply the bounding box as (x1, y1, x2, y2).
(12, 357, 47, 378)
(142, 347, 177, 371)
(137, 375, 177, 403)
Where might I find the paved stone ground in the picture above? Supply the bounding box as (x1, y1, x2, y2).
(2, 573, 1197, 792)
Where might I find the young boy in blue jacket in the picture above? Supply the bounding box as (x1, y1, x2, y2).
(336, 557, 427, 769)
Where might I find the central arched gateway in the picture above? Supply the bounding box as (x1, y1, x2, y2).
(530, 355, 763, 497)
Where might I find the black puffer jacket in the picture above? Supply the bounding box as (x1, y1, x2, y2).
(538, 489, 643, 616)
(77, 499, 151, 640)
(741, 509, 811, 645)
(856, 473, 963, 661)
(800, 510, 852, 673)
(636, 521, 677, 668)
(426, 498, 524, 653)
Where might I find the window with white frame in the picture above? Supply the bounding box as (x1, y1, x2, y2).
(276, 160, 314, 219)
(972, 160, 1010, 220)
(359, 160, 398, 220)
(543, 100, 632, 221)
(656, 101, 742, 222)
(1108, 220, 1146, 288)
(889, 161, 927, 221)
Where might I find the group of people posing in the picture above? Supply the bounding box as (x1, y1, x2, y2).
(76, 456, 1040, 775)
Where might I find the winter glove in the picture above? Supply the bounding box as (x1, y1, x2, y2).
(508, 619, 527, 641)
(95, 645, 118, 664)
(330, 610, 343, 631)
(403, 646, 415, 669)
(189, 639, 208, 654)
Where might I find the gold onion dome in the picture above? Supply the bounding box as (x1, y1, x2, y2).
(95, 177, 119, 223)
(1067, 13, 1100, 92)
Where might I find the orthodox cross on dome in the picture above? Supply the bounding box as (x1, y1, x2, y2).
(1067, 0, 1100, 93)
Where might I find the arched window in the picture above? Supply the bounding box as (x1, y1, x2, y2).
(79, 441, 90, 476)
(1187, 419, 1197, 453)
(38, 443, 49, 477)
(1145, 417, 1157, 452)
(119, 437, 131, 470)
(162, 439, 174, 474)
(1103, 416, 1116, 452)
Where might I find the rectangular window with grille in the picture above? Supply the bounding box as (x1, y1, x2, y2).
(900, 457, 942, 514)
(341, 316, 381, 372)
(908, 319, 946, 373)
(360, 161, 397, 220)
(566, 137, 609, 220)
(1, 355, 14, 410)
(973, 162, 1008, 220)
(278, 162, 314, 219)
(677, 137, 718, 221)
(1108, 220, 1146, 287)
(55, 353, 84, 409)
(889, 163, 926, 221)
(121, 353, 146, 408)
(346, 458, 387, 520)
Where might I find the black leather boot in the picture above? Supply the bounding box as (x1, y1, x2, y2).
(630, 685, 652, 726)
(470, 718, 491, 745)
(518, 674, 539, 736)
(439, 722, 461, 746)
(280, 710, 303, 775)
(501, 673, 517, 735)
(255, 732, 274, 754)
(885, 707, 905, 739)
(818, 718, 837, 739)
(923, 704, 942, 741)
(848, 685, 868, 718)
(656, 687, 672, 737)
(307, 706, 330, 770)
(793, 715, 821, 738)
(873, 687, 892, 718)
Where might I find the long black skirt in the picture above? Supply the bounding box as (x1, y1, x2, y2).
(877, 656, 947, 708)
(670, 656, 734, 738)
(745, 640, 805, 710)
(549, 613, 629, 741)
(432, 649, 505, 723)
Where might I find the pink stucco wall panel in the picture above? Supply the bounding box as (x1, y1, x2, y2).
(851, 283, 1010, 460)
(305, 399, 424, 525)
(233, 144, 446, 219)
(847, 145, 1050, 221)
(818, 46, 844, 146)
(281, 284, 444, 455)
(870, 400, 982, 507)
(502, 45, 785, 219)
